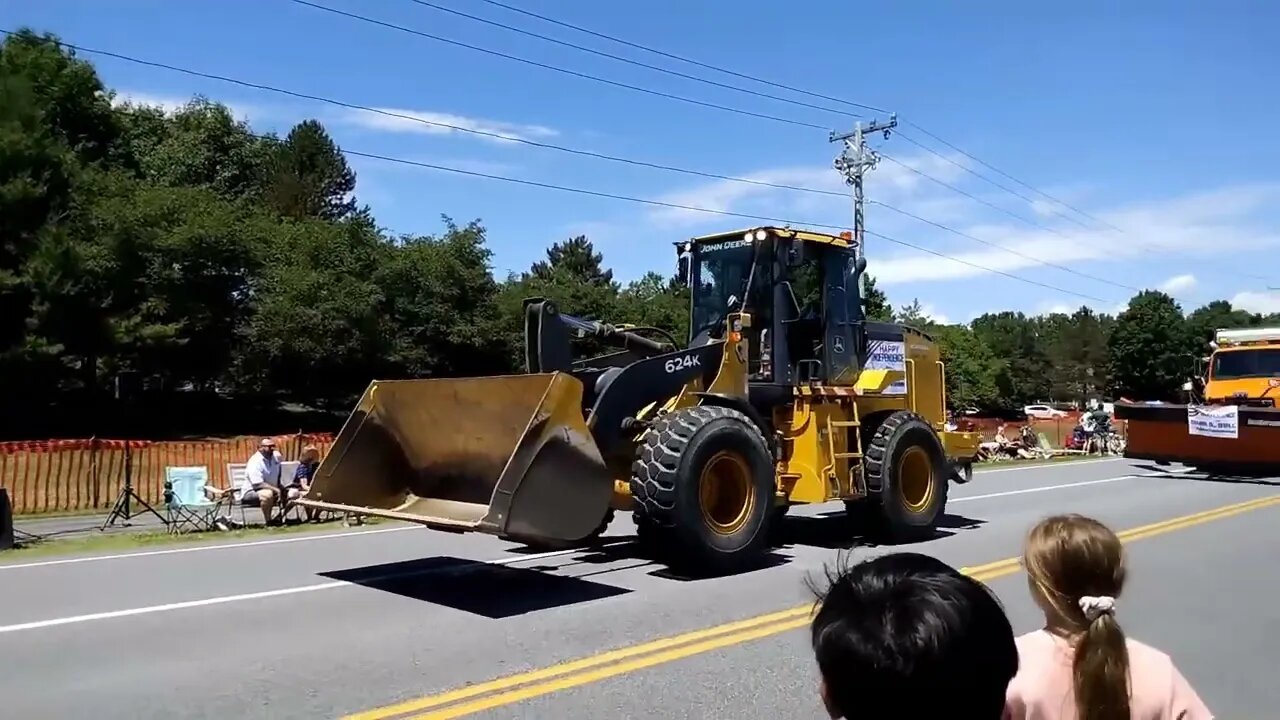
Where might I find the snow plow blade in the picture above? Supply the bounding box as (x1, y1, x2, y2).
(295, 373, 614, 543)
(1115, 402, 1280, 475)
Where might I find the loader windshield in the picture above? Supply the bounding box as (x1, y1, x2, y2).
(690, 239, 763, 342)
(1211, 348, 1280, 380)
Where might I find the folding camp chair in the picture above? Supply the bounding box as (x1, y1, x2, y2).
(165, 466, 224, 534)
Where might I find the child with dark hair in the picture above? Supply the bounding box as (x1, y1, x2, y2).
(1005, 514, 1212, 720)
(809, 552, 1020, 719)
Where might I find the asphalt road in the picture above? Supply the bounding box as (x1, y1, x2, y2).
(2, 457, 1277, 719)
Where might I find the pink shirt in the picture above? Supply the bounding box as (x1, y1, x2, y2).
(1005, 629, 1213, 720)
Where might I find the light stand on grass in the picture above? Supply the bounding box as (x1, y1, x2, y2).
(100, 444, 167, 530)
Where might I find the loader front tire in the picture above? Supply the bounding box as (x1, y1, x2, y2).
(864, 410, 948, 541)
(631, 405, 774, 575)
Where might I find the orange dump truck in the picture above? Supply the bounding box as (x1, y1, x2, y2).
(1115, 327, 1280, 475)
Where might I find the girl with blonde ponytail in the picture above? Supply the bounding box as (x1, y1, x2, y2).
(1004, 514, 1212, 720)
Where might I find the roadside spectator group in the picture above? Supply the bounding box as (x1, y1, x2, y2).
(810, 513, 1213, 719)
(235, 437, 323, 526)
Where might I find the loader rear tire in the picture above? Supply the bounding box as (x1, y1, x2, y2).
(864, 410, 948, 542)
(631, 405, 774, 575)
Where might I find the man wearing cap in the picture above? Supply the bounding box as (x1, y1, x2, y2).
(240, 438, 287, 526)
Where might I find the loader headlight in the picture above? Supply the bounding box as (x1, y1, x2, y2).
(754, 229, 767, 241)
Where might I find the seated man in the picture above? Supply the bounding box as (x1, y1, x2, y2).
(809, 552, 1019, 719)
(239, 438, 293, 526)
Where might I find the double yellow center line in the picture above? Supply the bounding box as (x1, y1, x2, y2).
(348, 493, 1280, 720)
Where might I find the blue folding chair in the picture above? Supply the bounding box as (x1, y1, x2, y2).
(164, 466, 224, 534)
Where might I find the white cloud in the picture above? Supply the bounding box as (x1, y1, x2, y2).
(644, 151, 972, 229)
(918, 303, 950, 325)
(111, 90, 257, 122)
(1231, 290, 1280, 315)
(1037, 302, 1075, 316)
(340, 107, 557, 144)
(1159, 273, 1197, 294)
(868, 183, 1280, 285)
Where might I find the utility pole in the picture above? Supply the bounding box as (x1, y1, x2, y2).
(830, 113, 897, 293)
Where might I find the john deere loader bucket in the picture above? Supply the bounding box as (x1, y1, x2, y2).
(295, 372, 614, 544)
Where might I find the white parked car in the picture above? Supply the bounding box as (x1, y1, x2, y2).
(1023, 404, 1067, 419)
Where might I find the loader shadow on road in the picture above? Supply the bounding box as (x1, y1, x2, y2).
(567, 537, 793, 582)
(318, 556, 632, 619)
(776, 512, 988, 551)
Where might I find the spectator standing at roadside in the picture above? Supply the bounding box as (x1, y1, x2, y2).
(809, 552, 1019, 718)
(239, 438, 287, 526)
(1005, 514, 1212, 720)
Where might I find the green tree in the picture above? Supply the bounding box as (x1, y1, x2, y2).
(972, 311, 1051, 406)
(0, 29, 121, 163)
(531, 234, 616, 289)
(862, 274, 892, 321)
(616, 271, 690, 344)
(930, 324, 1001, 410)
(267, 119, 357, 221)
(124, 96, 276, 202)
(1185, 300, 1264, 358)
(1108, 290, 1190, 400)
(375, 219, 508, 379)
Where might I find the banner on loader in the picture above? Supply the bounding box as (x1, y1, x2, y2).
(867, 340, 907, 395)
(1187, 404, 1239, 439)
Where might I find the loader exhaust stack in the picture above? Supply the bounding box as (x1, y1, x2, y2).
(295, 373, 614, 544)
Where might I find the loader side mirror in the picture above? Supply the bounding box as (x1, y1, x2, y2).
(677, 254, 690, 286)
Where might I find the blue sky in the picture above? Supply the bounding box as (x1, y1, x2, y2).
(10, 0, 1280, 323)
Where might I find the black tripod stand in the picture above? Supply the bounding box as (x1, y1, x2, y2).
(101, 445, 167, 530)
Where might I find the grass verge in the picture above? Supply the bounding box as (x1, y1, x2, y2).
(4, 516, 389, 561)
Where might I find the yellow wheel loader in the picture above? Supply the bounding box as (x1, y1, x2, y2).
(296, 227, 982, 574)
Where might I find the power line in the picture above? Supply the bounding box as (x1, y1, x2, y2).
(327, 147, 1114, 304)
(27, 34, 1148, 292)
(422, 0, 1115, 236)
(473, 0, 889, 115)
(901, 121, 1127, 233)
(879, 153, 1075, 239)
(894, 131, 1102, 232)
(469, 0, 1121, 235)
(14, 30, 1266, 291)
(288, 0, 830, 131)
(18, 35, 845, 199)
(868, 201, 1140, 293)
(402, 0, 861, 120)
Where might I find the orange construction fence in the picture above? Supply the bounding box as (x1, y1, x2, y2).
(0, 433, 335, 516)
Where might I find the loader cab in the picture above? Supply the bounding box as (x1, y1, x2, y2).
(684, 227, 868, 387)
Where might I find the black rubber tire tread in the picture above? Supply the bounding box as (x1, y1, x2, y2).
(630, 405, 775, 574)
(861, 410, 948, 541)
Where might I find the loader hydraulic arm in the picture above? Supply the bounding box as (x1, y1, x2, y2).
(523, 298, 674, 373)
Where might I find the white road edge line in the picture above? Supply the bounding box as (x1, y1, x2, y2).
(973, 457, 1127, 474)
(951, 472, 1157, 503)
(2, 458, 1135, 572)
(0, 543, 626, 635)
